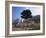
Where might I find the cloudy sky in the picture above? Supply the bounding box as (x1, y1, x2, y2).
(12, 7, 41, 20)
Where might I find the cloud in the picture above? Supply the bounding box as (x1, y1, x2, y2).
(25, 7, 41, 16)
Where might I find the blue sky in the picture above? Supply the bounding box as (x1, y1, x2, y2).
(12, 7, 40, 20)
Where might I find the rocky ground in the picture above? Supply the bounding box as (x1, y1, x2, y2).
(12, 18, 40, 31)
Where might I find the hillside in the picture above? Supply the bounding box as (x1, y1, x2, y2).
(12, 15, 40, 31)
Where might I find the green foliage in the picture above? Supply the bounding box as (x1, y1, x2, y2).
(21, 9, 32, 19)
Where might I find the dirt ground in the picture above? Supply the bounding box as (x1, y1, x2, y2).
(12, 22, 40, 31)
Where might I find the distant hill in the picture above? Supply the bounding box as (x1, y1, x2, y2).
(32, 15, 40, 20)
(12, 15, 40, 25)
(24, 15, 40, 22)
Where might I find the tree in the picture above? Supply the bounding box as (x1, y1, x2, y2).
(21, 9, 32, 19)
